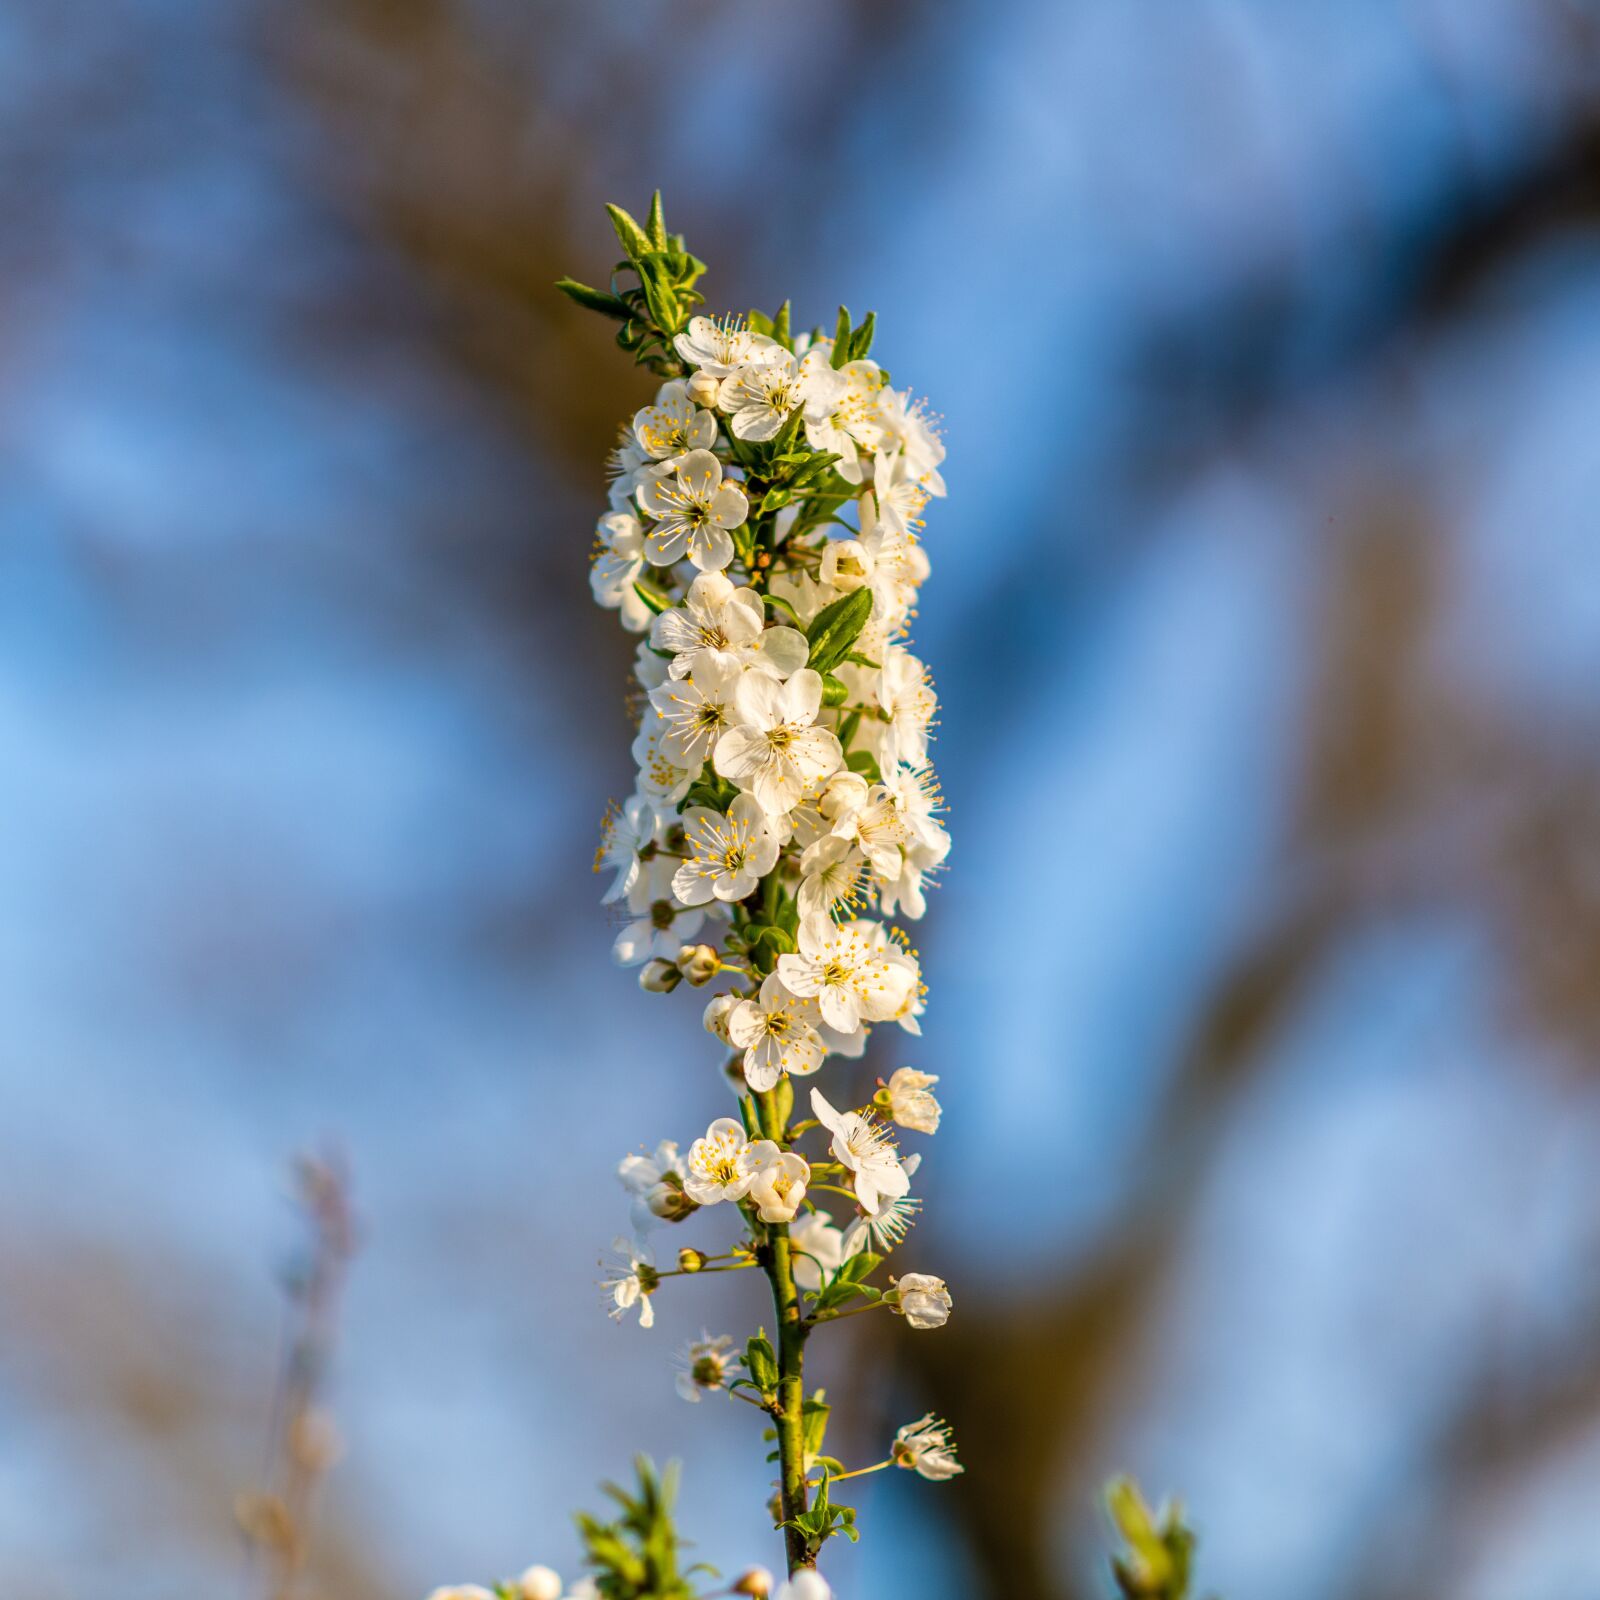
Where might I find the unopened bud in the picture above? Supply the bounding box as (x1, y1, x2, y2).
(517, 1566, 563, 1600)
(639, 958, 682, 993)
(703, 992, 738, 1043)
(678, 943, 720, 986)
(677, 1246, 706, 1273)
(734, 1566, 774, 1597)
(647, 1174, 699, 1223)
(686, 371, 721, 408)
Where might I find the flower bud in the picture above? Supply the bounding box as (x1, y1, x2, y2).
(703, 992, 738, 1044)
(686, 371, 721, 408)
(733, 1567, 774, 1597)
(517, 1567, 563, 1600)
(639, 958, 682, 993)
(677, 1246, 706, 1273)
(677, 942, 720, 986)
(648, 1173, 699, 1223)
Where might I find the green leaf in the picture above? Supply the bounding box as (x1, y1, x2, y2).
(645, 190, 668, 251)
(846, 750, 881, 783)
(747, 924, 797, 957)
(632, 580, 671, 616)
(605, 203, 652, 260)
(762, 592, 803, 626)
(759, 487, 793, 516)
(748, 309, 776, 338)
(773, 299, 792, 348)
(801, 1392, 831, 1459)
(555, 278, 633, 319)
(805, 587, 873, 673)
(831, 305, 852, 368)
(744, 1331, 779, 1393)
(849, 310, 876, 361)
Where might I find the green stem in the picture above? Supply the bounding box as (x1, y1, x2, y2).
(753, 1085, 812, 1574)
(813, 1459, 893, 1487)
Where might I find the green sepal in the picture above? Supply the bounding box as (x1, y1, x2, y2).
(805, 587, 873, 673)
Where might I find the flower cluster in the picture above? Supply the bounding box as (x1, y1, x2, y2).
(576, 196, 963, 1584)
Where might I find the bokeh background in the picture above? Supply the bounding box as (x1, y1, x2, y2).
(6, 2, 1600, 1597)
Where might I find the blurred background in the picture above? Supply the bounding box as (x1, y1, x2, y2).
(5, 2, 1600, 1597)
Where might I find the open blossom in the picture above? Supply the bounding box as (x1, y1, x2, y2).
(778, 915, 914, 1035)
(809, 1088, 910, 1214)
(589, 511, 652, 632)
(617, 1140, 696, 1232)
(883, 1066, 941, 1133)
(714, 669, 843, 814)
(684, 1117, 757, 1206)
(674, 313, 776, 377)
(633, 379, 717, 459)
(637, 448, 749, 571)
(652, 572, 807, 683)
(596, 794, 661, 910)
(877, 645, 938, 769)
(602, 1237, 658, 1328)
(890, 1273, 952, 1329)
(788, 1211, 847, 1292)
(675, 1331, 738, 1402)
(796, 835, 869, 921)
(727, 972, 826, 1090)
(743, 1142, 810, 1223)
(892, 1414, 963, 1480)
(673, 794, 782, 905)
(718, 348, 838, 442)
(648, 658, 744, 769)
(803, 358, 886, 485)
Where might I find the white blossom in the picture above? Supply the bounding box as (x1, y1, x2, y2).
(674, 1331, 737, 1402)
(601, 1237, 658, 1328)
(648, 658, 744, 770)
(727, 972, 826, 1091)
(673, 794, 782, 905)
(674, 314, 776, 378)
(683, 1117, 757, 1206)
(892, 1414, 963, 1480)
(808, 1088, 909, 1214)
(719, 349, 838, 442)
(715, 670, 843, 815)
(788, 1211, 847, 1292)
(637, 449, 749, 572)
(617, 1140, 695, 1233)
(891, 1272, 952, 1329)
(777, 916, 914, 1035)
(590, 512, 653, 632)
(652, 572, 806, 683)
(883, 1066, 941, 1134)
(633, 379, 717, 460)
(743, 1142, 811, 1224)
